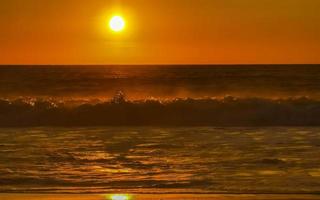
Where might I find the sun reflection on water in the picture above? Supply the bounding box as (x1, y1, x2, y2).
(108, 194, 132, 200)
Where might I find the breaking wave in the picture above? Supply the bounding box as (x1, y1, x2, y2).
(1, 96, 320, 126)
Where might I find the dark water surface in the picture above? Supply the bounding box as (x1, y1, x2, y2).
(0, 127, 319, 194)
(1, 66, 320, 194)
(1, 65, 320, 99)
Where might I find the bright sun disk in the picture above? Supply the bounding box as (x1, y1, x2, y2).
(109, 16, 125, 32)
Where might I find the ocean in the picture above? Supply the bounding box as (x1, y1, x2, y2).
(0, 65, 320, 194)
(0, 127, 319, 194)
(1, 65, 320, 99)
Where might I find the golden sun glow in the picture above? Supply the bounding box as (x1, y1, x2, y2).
(109, 16, 125, 32)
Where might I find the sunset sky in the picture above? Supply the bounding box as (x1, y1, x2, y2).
(0, 0, 320, 64)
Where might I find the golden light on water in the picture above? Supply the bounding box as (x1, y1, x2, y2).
(108, 194, 132, 200)
(109, 16, 125, 32)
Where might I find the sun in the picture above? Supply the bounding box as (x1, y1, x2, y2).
(109, 16, 125, 32)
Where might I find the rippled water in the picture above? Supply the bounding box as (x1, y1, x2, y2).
(0, 127, 320, 194)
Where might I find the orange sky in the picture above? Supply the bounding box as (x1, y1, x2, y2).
(0, 0, 320, 64)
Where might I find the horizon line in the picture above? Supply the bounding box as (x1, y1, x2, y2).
(0, 63, 320, 66)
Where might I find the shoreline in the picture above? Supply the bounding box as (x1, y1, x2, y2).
(0, 194, 319, 200)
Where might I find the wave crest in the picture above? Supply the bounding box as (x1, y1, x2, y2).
(0, 96, 320, 126)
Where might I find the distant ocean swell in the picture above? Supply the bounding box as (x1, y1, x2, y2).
(1, 96, 320, 126)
